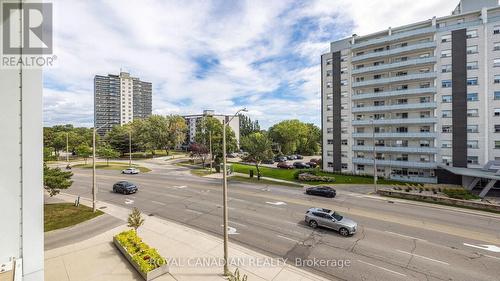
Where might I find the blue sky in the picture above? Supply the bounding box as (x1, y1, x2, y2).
(43, 0, 456, 129)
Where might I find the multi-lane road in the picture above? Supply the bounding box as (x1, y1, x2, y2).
(63, 160, 500, 281)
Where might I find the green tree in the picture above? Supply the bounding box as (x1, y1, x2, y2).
(75, 143, 92, 164)
(165, 115, 188, 154)
(297, 123, 321, 155)
(97, 144, 120, 166)
(195, 117, 237, 165)
(239, 114, 261, 137)
(106, 125, 140, 156)
(241, 132, 274, 180)
(268, 120, 320, 155)
(127, 207, 145, 232)
(43, 164, 73, 197)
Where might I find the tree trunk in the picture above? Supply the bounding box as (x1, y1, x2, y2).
(256, 163, 261, 180)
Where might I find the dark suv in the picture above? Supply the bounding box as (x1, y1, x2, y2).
(113, 181, 138, 194)
(305, 186, 336, 198)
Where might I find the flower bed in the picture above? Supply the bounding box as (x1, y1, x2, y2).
(114, 230, 169, 280)
(297, 173, 335, 182)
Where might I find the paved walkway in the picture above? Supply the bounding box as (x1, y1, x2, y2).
(45, 193, 331, 281)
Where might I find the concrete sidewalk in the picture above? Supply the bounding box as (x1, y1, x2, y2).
(45, 193, 331, 281)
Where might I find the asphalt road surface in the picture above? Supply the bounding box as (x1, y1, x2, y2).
(63, 160, 500, 281)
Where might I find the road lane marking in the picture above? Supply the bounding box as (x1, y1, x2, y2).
(277, 235, 299, 243)
(174, 185, 187, 189)
(151, 200, 166, 206)
(265, 201, 287, 206)
(230, 198, 246, 203)
(356, 260, 406, 277)
(124, 199, 134, 205)
(484, 254, 500, 261)
(185, 209, 203, 215)
(463, 243, 500, 253)
(385, 231, 427, 242)
(221, 225, 239, 235)
(396, 250, 449, 265)
(229, 221, 247, 227)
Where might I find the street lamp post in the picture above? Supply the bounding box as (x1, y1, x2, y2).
(209, 131, 213, 173)
(129, 130, 132, 167)
(92, 123, 109, 213)
(222, 108, 247, 276)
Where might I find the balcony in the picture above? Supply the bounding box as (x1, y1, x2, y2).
(352, 87, 436, 101)
(352, 27, 436, 50)
(352, 102, 437, 113)
(352, 132, 437, 139)
(352, 145, 438, 154)
(352, 57, 437, 75)
(390, 175, 437, 184)
(352, 158, 437, 169)
(352, 41, 436, 62)
(352, 72, 437, 88)
(352, 117, 437, 126)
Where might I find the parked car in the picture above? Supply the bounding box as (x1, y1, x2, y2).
(293, 161, 310, 169)
(274, 156, 287, 162)
(305, 186, 336, 198)
(305, 207, 357, 236)
(277, 162, 294, 169)
(113, 181, 138, 194)
(310, 158, 320, 164)
(262, 159, 275, 164)
(287, 155, 297, 160)
(296, 154, 304, 159)
(122, 168, 139, 174)
(307, 161, 318, 168)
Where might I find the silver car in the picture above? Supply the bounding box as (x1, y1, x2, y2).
(304, 207, 357, 236)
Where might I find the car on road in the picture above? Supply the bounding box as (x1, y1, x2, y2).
(275, 156, 287, 162)
(307, 161, 318, 168)
(293, 161, 310, 169)
(113, 181, 138, 194)
(305, 186, 336, 198)
(277, 162, 294, 169)
(122, 167, 140, 174)
(287, 155, 297, 160)
(262, 159, 275, 164)
(305, 208, 357, 236)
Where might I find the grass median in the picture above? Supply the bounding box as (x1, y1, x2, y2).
(73, 162, 151, 173)
(44, 203, 103, 232)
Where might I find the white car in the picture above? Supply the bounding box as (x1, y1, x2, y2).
(122, 168, 139, 174)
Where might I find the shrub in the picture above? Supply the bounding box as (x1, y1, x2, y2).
(442, 188, 480, 200)
(115, 230, 166, 273)
(298, 173, 336, 182)
(228, 268, 248, 281)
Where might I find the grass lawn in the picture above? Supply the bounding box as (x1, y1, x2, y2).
(73, 162, 151, 173)
(231, 163, 410, 185)
(190, 168, 213, 177)
(44, 203, 103, 232)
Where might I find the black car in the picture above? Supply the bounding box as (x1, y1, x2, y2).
(293, 161, 310, 169)
(305, 186, 336, 198)
(113, 181, 138, 194)
(275, 156, 287, 162)
(287, 155, 297, 160)
(296, 154, 304, 159)
(307, 161, 318, 168)
(262, 159, 275, 164)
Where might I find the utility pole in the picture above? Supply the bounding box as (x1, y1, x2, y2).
(222, 108, 247, 276)
(209, 130, 212, 173)
(129, 130, 132, 167)
(92, 127, 97, 212)
(66, 132, 69, 164)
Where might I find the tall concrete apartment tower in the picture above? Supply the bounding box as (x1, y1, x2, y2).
(322, 0, 500, 184)
(94, 72, 152, 136)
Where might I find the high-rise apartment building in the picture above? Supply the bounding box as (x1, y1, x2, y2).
(94, 72, 152, 136)
(321, 0, 500, 184)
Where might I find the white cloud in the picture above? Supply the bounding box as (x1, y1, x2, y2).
(44, 0, 458, 129)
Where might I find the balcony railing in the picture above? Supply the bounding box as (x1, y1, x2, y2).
(352, 132, 437, 139)
(352, 102, 437, 113)
(390, 175, 437, 184)
(352, 145, 438, 154)
(352, 57, 437, 75)
(352, 27, 436, 50)
(352, 158, 437, 169)
(352, 72, 437, 88)
(351, 87, 436, 101)
(352, 117, 437, 126)
(352, 41, 436, 62)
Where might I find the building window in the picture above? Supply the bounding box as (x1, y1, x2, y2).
(495, 109, 500, 117)
(420, 111, 430, 118)
(442, 156, 452, 164)
(495, 91, 500, 99)
(357, 140, 365, 146)
(326, 70, 332, 76)
(495, 125, 500, 132)
(467, 77, 478, 86)
(441, 64, 452, 73)
(341, 139, 348, 145)
(420, 126, 431, 132)
(326, 59, 332, 65)
(341, 80, 348, 86)
(442, 95, 452, 103)
(494, 25, 500, 35)
(396, 84, 408, 91)
(467, 125, 479, 133)
(420, 82, 431, 88)
(357, 165, 365, 171)
(327, 139, 333, 144)
(420, 140, 430, 147)
(374, 100, 385, 106)
(495, 59, 500, 67)
(442, 110, 452, 118)
(441, 34, 451, 43)
(467, 156, 479, 165)
(327, 105, 333, 111)
(327, 128, 333, 133)
(327, 116, 333, 122)
(341, 67, 347, 74)
(466, 45, 478, 54)
(467, 93, 478, 101)
(327, 93, 333, 100)
(494, 42, 500, 51)
(442, 80, 452, 88)
(442, 125, 452, 133)
(467, 61, 478, 70)
(467, 109, 479, 117)
(326, 82, 332, 88)
(420, 96, 431, 103)
(327, 151, 333, 157)
(441, 50, 451, 58)
(467, 140, 479, 149)
(466, 29, 478, 39)
(442, 141, 452, 148)
(341, 163, 348, 170)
